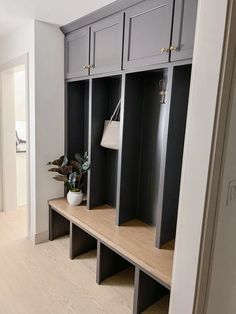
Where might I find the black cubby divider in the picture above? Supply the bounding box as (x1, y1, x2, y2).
(88, 76, 122, 209)
(66, 80, 89, 195)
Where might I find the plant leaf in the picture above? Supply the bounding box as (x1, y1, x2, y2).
(61, 156, 68, 167)
(53, 175, 68, 182)
(48, 167, 60, 172)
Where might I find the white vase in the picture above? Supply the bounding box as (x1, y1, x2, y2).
(67, 191, 83, 206)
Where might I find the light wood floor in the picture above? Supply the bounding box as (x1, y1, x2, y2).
(0, 208, 169, 314)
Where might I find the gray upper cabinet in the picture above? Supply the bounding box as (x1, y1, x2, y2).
(170, 0, 198, 61)
(65, 27, 90, 79)
(90, 13, 124, 75)
(123, 0, 174, 69)
(64, 0, 197, 78)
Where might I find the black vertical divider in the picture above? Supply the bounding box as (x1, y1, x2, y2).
(156, 64, 192, 247)
(88, 76, 122, 209)
(117, 69, 168, 226)
(66, 80, 89, 195)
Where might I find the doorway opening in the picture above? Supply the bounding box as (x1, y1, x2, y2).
(0, 56, 29, 237)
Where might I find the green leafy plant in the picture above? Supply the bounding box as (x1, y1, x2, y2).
(47, 152, 90, 192)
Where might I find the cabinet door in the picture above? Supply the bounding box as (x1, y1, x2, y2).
(65, 27, 90, 79)
(170, 0, 198, 61)
(123, 0, 174, 69)
(90, 13, 124, 75)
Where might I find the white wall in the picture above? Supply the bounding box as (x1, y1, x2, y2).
(0, 22, 34, 214)
(169, 0, 230, 313)
(0, 20, 35, 234)
(205, 50, 236, 314)
(15, 67, 27, 207)
(0, 68, 17, 212)
(0, 20, 64, 242)
(34, 20, 64, 240)
(14, 68, 26, 121)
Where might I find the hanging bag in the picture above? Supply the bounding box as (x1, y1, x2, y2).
(100, 99, 121, 150)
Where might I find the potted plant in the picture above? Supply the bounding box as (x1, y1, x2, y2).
(47, 152, 90, 206)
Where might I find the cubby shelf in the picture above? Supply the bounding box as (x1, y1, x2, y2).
(49, 198, 174, 288)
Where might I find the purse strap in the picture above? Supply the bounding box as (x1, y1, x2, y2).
(109, 99, 121, 123)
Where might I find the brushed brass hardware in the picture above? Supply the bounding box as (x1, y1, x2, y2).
(88, 64, 94, 69)
(170, 46, 177, 52)
(83, 65, 89, 69)
(160, 47, 169, 53)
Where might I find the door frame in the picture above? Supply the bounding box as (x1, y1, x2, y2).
(0, 53, 30, 237)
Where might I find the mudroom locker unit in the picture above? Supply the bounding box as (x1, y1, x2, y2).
(49, 0, 198, 313)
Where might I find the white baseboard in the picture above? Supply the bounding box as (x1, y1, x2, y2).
(31, 230, 49, 244)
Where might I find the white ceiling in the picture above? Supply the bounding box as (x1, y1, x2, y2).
(0, 0, 115, 38)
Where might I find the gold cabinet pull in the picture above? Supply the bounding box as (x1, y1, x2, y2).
(83, 65, 88, 70)
(160, 47, 170, 53)
(88, 64, 94, 69)
(170, 46, 177, 52)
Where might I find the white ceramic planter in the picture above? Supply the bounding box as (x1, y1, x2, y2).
(67, 191, 83, 206)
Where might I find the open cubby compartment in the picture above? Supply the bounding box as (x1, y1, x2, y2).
(134, 268, 170, 314)
(66, 80, 89, 194)
(155, 64, 192, 247)
(97, 241, 169, 314)
(49, 206, 70, 241)
(88, 75, 122, 209)
(117, 69, 168, 227)
(70, 222, 97, 259)
(96, 241, 133, 284)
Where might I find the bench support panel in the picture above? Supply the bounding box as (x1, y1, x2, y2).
(49, 207, 70, 241)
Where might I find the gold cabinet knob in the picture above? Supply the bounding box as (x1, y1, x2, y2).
(160, 47, 170, 53)
(83, 65, 89, 69)
(170, 46, 177, 52)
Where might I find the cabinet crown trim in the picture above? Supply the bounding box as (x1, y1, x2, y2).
(61, 0, 144, 34)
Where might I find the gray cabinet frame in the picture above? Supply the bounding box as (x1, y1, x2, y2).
(65, 27, 90, 79)
(90, 13, 124, 75)
(171, 0, 198, 61)
(123, 0, 174, 69)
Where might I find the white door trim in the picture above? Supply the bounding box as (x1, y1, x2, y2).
(0, 53, 31, 238)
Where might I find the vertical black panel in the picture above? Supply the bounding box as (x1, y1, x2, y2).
(118, 70, 166, 225)
(118, 74, 143, 224)
(67, 80, 89, 159)
(137, 73, 163, 225)
(156, 65, 191, 247)
(89, 76, 121, 208)
(49, 207, 70, 241)
(66, 80, 89, 194)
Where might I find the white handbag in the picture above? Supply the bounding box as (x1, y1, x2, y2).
(100, 100, 121, 150)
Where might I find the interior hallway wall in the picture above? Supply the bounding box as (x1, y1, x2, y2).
(15, 68, 27, 207)
(205, 48, 236, 314)
(0, 20, 35, 232)
(0, 69, 17, 212)
(34, 21, 64, 241)
(0, 20, 64, 242)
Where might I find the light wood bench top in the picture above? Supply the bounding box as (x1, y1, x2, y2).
(49, 198, 174, 289)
